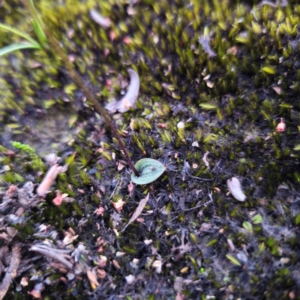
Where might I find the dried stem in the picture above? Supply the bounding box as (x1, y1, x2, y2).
(24, 0, 139, 177)
(0, 243, 21, 300)
(29, 245, 73, 269)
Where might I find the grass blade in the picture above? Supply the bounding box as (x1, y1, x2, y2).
(0, 23, 40, 47)
(0, 42, 41, 56)
(29, 0, 47, 46)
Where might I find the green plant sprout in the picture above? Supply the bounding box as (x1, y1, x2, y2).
(0, 1, 46, 56)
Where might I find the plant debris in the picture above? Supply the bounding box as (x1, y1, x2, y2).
(105, 68, 140, 114)
(227, 177, 247, 202)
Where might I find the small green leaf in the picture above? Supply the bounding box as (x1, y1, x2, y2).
(235, 34, 248, 44)
(131, 158, 165, 185)
(279, 103, 292, 109)
(0, 23, 40, 46)
(295, 214, 300, 225)
(294, 144, 300, 151)
(261, 66, 276, 75)
(226, 254, 241, 266)
(242, 221, 253, 233)
(206, 239, 217, 247)
(199, 103, 218, 110)
(252, 214, 262, 224)
(0, 42, 40, 56)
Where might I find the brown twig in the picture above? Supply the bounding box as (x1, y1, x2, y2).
(0, 243, 21, 300)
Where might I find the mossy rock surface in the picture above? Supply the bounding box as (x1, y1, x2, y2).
(0, 0, 300, 299)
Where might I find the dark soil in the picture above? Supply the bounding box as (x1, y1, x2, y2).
(1, 0, 300, 299)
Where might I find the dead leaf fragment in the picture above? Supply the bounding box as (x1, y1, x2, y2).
(63, 231, 78, 245)
(202, 151, 210, 169)
(94, 206, 105, 216)
(158, 123, 167, 128)
(227, 177, 246, 201)
(272, 86, 282, 95)
(227, 46, 238, 55)
(206, 80, 214, 88)
(20, 277, 29, 287)
(37, 164, 68, 197)
(113, 259, 121, 269)
(199, 35, 216, 58)
(52, 192, 69, 206)
(276, 118, 286, 132)
(96, 268, 106, 279)
(121, 193, 149, 232)
(112, 199, 125, 213)
(89, 9, 111, 28)
(106, 69, 140, 114)
(128, 181, 134, 197)
(28, 283, 44, 299)
(116, 161, 126, 172)
(87, 269, 100, 289)
(152, 260, 162, 273)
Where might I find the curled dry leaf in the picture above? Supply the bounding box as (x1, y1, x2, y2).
(202, 151, 210, 169)
(89, 9, 111, 28)
(121, 193, 149, 232)
(37, 164, 68, 197)
(227, 177, 246, 201)
(106, 69, 140, 114)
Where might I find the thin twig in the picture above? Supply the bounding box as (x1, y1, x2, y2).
(173, 199, 214, 213)
(168, 193, 214, 222)
(0, 243, 21, 300)
(31, 244, 73, 254)
(29, 245, 73, 269)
